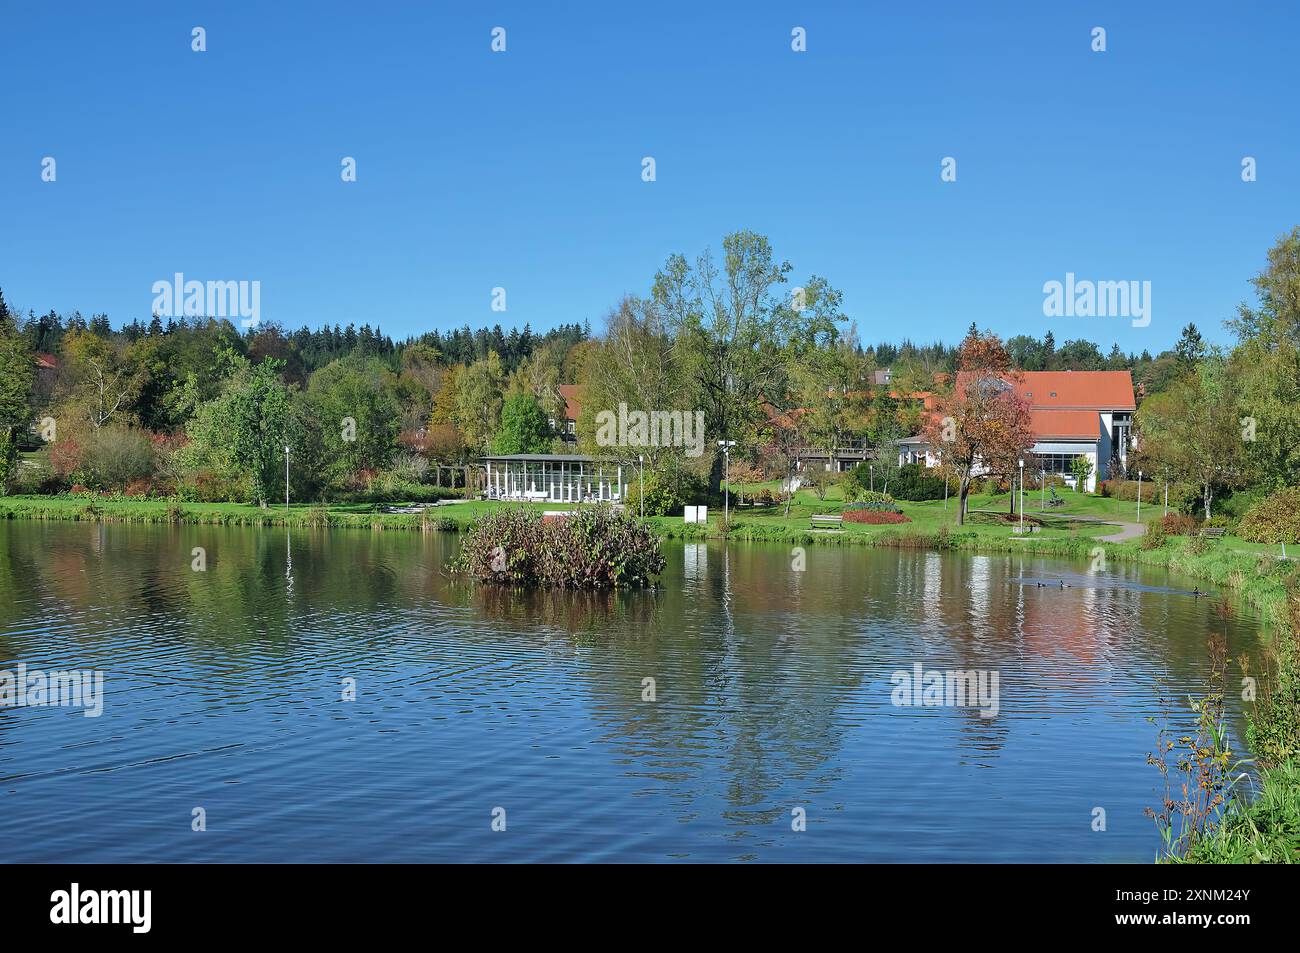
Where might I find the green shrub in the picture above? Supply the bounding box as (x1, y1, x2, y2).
(626, 470, 688, 517)
(177, 469, 253, 503)
(338, 475, 460, 505)
(1069, 455, 1094, 492)
(1238, 487, 1300, 544)
(884, 463, 949, 501)
(451, 504, 665, 588)
(1140, 520, 1167, 550)
(1217, 486, 1270, 521)
(845, 493, 903, 514)
(1100, 479, 1199, 510)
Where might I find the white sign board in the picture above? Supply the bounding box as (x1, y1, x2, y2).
(683, 505, 708, 524)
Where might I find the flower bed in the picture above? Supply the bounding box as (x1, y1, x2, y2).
(842, 509, 912, 525)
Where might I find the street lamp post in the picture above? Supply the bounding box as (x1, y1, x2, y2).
(1040, 468, 1045, 511)
(718, 440, 736, 524)
(1136, 470, 1143, 523)
(1018, 458, 1024, 533)
(638, 454, 644, 520)
(284, 445, 291, 513)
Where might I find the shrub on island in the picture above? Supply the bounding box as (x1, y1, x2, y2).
(452, 505, 665, 588)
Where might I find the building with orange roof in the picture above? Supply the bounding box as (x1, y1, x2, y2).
(897, 370, 1136, 491)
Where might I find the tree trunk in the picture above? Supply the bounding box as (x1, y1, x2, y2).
(709, 453, 725, 500)
(1204, 482, 1212, 521)
(958, 477, 971, 525)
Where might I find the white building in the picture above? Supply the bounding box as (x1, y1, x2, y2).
(483, 454, 626, 503)
(897, 370, 1136, 492)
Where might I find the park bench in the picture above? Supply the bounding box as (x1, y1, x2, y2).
(1200, 526, 1226, 539)
(810, 514, 844, 530)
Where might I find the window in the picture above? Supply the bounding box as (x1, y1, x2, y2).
(1035, 453, 1088, 475)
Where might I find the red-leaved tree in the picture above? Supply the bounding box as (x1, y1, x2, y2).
(923, 329, 1034, 525)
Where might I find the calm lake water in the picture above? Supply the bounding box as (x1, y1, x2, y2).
(0, 520, 1270, 863)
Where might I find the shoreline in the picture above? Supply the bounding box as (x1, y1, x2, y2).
(2, 494, 1293, 628)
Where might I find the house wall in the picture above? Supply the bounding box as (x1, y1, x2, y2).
(1097, 412, 1114, 482)
(899, 442, 1100, 491)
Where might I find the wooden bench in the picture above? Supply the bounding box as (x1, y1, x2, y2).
(1200, 526, 1226, 539)
(810, 514, 844, 530)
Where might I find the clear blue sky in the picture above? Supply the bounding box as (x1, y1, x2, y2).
(2, 1, 1296, 352)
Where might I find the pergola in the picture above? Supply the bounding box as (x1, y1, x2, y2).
(482, 454, 625, 503)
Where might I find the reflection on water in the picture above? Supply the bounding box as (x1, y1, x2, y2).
(0, 520, 1271, 862)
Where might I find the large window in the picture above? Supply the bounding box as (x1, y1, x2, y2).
(1035, 453, 1088, 475)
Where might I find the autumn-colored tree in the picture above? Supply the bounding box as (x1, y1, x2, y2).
(923, 332, 1033, 524)
(758, 408, 810, 516)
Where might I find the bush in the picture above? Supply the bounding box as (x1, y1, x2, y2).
(177, 469, 253, 503)
(1238, 487, 1300, 544)
(73, 426, 157, 491)
(887, 463, 950, 501)
(10, 456, 62, 494)
(337, 474, 460, 505)
(1140, 519, 1167, 550)
(451, 504, 665, 588)
(845, 494, 903, 514)
(843, 509, 911, 525)
(1099, 479, 1198, 510)
(627, 470, 689, 517)
(388, 452, 431, 484)
(1160, 513, 1199, 536)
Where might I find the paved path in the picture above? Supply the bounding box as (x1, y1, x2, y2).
(968, 507, 1145, 543)
(1066, 514, 1144, 543)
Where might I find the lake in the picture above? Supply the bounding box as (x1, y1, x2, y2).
(0, 520, 1268, 862)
